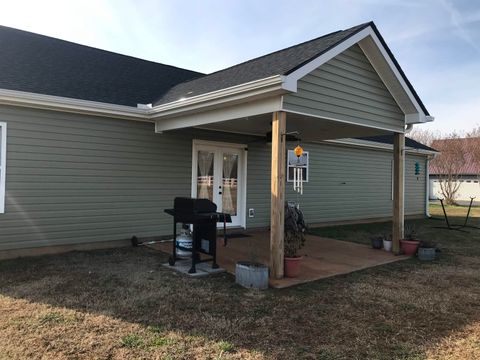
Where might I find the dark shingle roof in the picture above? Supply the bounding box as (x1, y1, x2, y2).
(0, 22, 429, 116)
(0, 25, 203, 106)
(153, 22, 429, 117)
(153, 23, 370, 105)
(357, 135, 437, 152)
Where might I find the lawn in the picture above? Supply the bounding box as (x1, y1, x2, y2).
(0, 205, 479, 359)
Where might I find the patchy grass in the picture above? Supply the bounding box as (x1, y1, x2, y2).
(120, 334, 144, 349)
(0, 204, 479, 359)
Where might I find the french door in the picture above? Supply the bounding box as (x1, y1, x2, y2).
(192, 140, 246, 228)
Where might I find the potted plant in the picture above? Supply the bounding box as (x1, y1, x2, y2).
(284, 202, 307, 278)
(382, 233, 392, 252)
(418, 241, 436, 261)
(371, 236, 383, 249)
(400, 224, 421, 256)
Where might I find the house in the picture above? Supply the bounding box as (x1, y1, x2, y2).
(0, 22, 435, 278)
(430, 137, 480, 202)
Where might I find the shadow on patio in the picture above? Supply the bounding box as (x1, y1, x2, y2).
(156, 231, 408, 288)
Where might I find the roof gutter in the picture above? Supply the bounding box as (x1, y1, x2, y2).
(0, 76, 289, 123)
(148, 75, 286, 119)
(0, 88, 149, 121)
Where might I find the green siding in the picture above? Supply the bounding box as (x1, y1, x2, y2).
(283, 44, 405, 132)
(245, 142, 427, 227)
(0, 105, 255, 251)
(0, 105, 426, 251)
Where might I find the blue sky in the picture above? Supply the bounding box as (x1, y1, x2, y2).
(0, 0, 478, 132)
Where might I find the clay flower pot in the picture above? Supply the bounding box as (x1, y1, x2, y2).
(284, 256, 302, 278)
(400, 239, 420, 256)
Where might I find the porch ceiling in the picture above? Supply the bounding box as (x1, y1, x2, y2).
(197, 111, 391, 141)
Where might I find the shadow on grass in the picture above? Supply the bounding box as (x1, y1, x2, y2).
(0, 214, 480, 359)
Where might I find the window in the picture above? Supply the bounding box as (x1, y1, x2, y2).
(0, 122, 5, 213)
(287, 150, 308, 182)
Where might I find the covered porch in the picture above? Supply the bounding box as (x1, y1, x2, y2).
(152, 26, 432, 282)
(157, 109, 408, 281)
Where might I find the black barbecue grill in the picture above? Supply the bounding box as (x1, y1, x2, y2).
(164, 197, 232, 274)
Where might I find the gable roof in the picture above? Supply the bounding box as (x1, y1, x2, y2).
(153, 23, 369, 105)
(153, 22, 429, 117)
(0, 25, 203, 107)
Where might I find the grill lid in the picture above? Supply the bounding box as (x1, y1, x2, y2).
(173, 197, 217, 214)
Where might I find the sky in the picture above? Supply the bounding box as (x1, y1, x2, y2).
(0, 0, 478, 133)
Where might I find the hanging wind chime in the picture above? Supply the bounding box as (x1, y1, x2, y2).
(292, 143, 304, 195)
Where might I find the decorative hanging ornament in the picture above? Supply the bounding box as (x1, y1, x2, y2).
(294, 145, 303, 158)
(292, 144, 304, 195)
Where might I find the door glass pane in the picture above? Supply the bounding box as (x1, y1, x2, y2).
(222, 153, 238, 215)
(197, 151, 214, 201)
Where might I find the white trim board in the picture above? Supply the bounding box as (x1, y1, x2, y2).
(0, 88, 150, 122)
(155, 97, 282, 133)
(0, 122, 6, 213)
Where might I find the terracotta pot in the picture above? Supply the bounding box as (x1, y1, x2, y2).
(284, 256, 302, 278)
(400, 240, 420, 256)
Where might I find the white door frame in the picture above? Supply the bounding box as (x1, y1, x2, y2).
(191, 139, 248, 228)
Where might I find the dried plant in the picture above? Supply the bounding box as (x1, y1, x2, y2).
(284, 202, 307, 258)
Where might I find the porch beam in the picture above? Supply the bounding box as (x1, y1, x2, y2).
(270, 111, 286, 279)
(392, 132, 405, 254)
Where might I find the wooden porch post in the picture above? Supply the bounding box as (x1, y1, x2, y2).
(270, 111, 286, 279)
(392, 132, 405, 255)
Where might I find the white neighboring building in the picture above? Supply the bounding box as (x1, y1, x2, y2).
(429, 137, 480, 202)
(429, 177, 480, 201)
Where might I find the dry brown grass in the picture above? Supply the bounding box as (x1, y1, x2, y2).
(0, 205, 480, 359)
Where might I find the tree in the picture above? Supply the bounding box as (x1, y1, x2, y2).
(408, 128, 441, 147)
(430, 134, 467, 205)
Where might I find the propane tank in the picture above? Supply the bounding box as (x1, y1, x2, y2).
(176, 224, 192, 257)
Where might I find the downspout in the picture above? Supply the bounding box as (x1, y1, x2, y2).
(425, 157, 430, 217)
(405, 124, 414, 133)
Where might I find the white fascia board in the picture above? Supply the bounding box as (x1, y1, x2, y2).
(325, 138, 438, 156)
(155, 96, 282, 133)
(283, 26, 431, 121)
(150, 75, 285, 119)
(405, 113, 435, 124)
(0, 88, 150, 122)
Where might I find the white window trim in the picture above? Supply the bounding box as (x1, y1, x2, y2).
(0, 122, 6, 213)
(287, 150, 309, 183)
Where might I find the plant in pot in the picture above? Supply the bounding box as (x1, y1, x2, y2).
(371, 236, 383, 249)
(400, 224, 421, 256)
(418, 240, 437, 261)
(382, 233, 392, 252)
(284, 202, 307, 278)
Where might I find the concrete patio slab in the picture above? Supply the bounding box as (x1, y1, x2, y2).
(154, 231, 409, 288)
